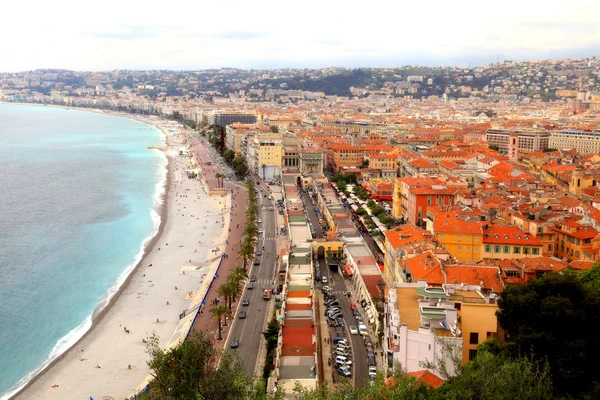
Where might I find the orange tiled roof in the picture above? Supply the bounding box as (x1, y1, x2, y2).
(483, 225, 543, 246)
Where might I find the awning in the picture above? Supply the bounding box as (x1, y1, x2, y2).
(344, 265, 353, 276)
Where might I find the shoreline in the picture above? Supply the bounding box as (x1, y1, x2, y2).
(7, 105, 223, 400)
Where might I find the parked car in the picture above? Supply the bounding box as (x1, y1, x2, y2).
(230, 338, 240, 348)
(242, 299, 249, 306)
(335, 356, 352, 366)
(336, 349, 350, 357)
(337, 341, 350, 349)
(367, 349, 375, 359)
(239, 311, 247, 319)
(336, 317, 344, 327)
(368, 356, 376, 366)
(332, 337, 346, 345)
(349, 326, 358, 335)
(338, 366, 352, 377)
(336, 339, 349, 347)
(368, 366, 377, 378)
(321, 276, 328, 284)
(364, 337, 372, 347)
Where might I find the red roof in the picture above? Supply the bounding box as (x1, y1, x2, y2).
(483, 225, 543, 246)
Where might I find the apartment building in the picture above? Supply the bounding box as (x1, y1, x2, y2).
(549, 219, 599, 261)
(209, 110, 257, 126)
(549, 129, 600, 155)
(326, 144, 392, 171)
(433, 212, 484, 264)
(405, 185, 458, 227)
(247, 132, 283, 179)
(482, 224, 544, 259)
(485, 128, 550, 154)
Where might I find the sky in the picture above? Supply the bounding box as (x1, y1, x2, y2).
(1, 0, 599, 72)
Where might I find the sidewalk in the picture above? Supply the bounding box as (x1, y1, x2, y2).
(190, 139, 249, 353)
(317, 290, 334, 386)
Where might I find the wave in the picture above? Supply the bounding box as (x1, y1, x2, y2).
(0, 316, 92, 400)
(2, 125, 169, 400)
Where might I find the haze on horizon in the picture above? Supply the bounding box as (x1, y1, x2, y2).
(2, 0, 599, 72)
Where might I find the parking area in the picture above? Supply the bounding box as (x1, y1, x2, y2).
(321, 281, 370, 387)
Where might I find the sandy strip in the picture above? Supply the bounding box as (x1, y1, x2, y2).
(12, 126, 229, 399)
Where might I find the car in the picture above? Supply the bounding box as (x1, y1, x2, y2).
(258, 219, 262, 224)
(336, 349, 350, 357)
(349, 326, 358, 335)
(368, 356, 376, 366)
(368, 366, 377, 378)
(337, 342, 350, 350)
(367, 349, 375, 359)
(332, 337, 345, 345)
(364, 337, 372, 347)
(327, 307, 341, 313)
(258, 229, 263, 234)
(336, 317, 344, 326)
(321, 276, 328, 284)
(250, 276, 257, 283)
(335, 356, 352, 365)
(242, 299, 249, 306)
(239, 311, 247, 319)
(338, 366, 352, 377)
(230, 338, 240, 348)
(328, 313, 342, 320)
(256, 250, 262, 256)
(269, 207, 274, 211)
(253, 259, 260, 266)
(247, 283, 254, 290)
(336, 339, 349, 347)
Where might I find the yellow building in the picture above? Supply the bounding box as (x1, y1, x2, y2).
(247, 132, 283, 175)
(457, 300, 501, 362)
(433, 212, 483, 264)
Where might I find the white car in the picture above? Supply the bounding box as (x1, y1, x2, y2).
(335, 356, 352, 366)
(349, 326, 358, 335)
(368, 366, 377, 378)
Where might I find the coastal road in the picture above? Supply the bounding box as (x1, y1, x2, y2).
(226, 185, 278, 377)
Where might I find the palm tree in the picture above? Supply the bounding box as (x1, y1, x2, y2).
(221, 306, 233, 327)
(231, 266, 249, 283)
(240, 238, 255, 270)
(210, 305, 227, 340)
(215, 172, 224, 188)
(218, 282, 236, 311)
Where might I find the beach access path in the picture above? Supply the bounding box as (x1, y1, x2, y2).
(14, 129, 228, 400)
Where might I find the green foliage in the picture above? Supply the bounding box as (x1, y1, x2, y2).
(232, 156, 248, 180)
(497, 272, 600, 398)
(488, 144, 499, 151)
(437, 352, 555, 400)
(355, 207, 366, 216)
(578, 262, 600, 290)
(269, 125, 279, 133)
(331, 173, 357, 185)
(223, 149, 235, 164)
(367, 199, 375, 207)
(361, 159, 370, 168)
(263, 317, 280, 378)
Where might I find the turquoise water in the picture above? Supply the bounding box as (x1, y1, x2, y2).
(0, 105, 166, 399)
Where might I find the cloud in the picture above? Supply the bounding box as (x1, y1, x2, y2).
(216, 31, 268, 40)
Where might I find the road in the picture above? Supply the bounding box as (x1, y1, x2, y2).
(301, 190, 368, 386)
(226, 183, 278, 377)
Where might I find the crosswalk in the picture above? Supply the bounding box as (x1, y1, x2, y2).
(250, 278, 277, 285)
(262, 237, 277, 241)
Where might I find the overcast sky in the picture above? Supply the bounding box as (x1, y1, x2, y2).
(1, 0, 599, 72)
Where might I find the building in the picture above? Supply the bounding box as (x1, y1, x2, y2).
(247, 132, 283, 179)
(485, 128, 550, 154)
(549, 218, 599, 261)
(405, 185, 458, 227)
(550, 129, 600, 155)
(433, 212, 484, 264)
(209, 110, 257, 126)
(482, 224, 544, 260)
(298, 147, 325, 175)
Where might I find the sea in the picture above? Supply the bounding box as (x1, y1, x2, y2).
(0, 104, 166, 399)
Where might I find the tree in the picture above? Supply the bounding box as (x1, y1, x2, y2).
(141, 331, 279, 400)
(578, 262, 600, 290)
(215, 172, 225, 188)
(497, 273, 600, 398)
(209, 305, 228, 340)
(223, 149, 235, 164)
(270, 125, 279, 133)
(361, 159, 370, 168)
(367, 199, 376, 208)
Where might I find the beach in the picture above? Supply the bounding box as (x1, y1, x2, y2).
(12, 118, 229, 399)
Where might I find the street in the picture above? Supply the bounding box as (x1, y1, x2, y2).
(226, 184, 278, 377)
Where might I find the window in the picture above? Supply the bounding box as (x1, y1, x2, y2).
(532, 248, 540, 255)
(475, 247, 479, 253)
(514, 246, 521, 254)
(458, 235, 463, 242)
(548, 244, 553, 251)
(494, 245, 501, 253)
(457, 246, 462, 253)
(470, 332, 479, 344)
(537, 227, 543, 233)
(485, 245, 491, 253)
(524, 247, 530, 255)
(506, 270, 518, 277)
(504, 246, 510, 253)
(469, 349, 478, 361)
